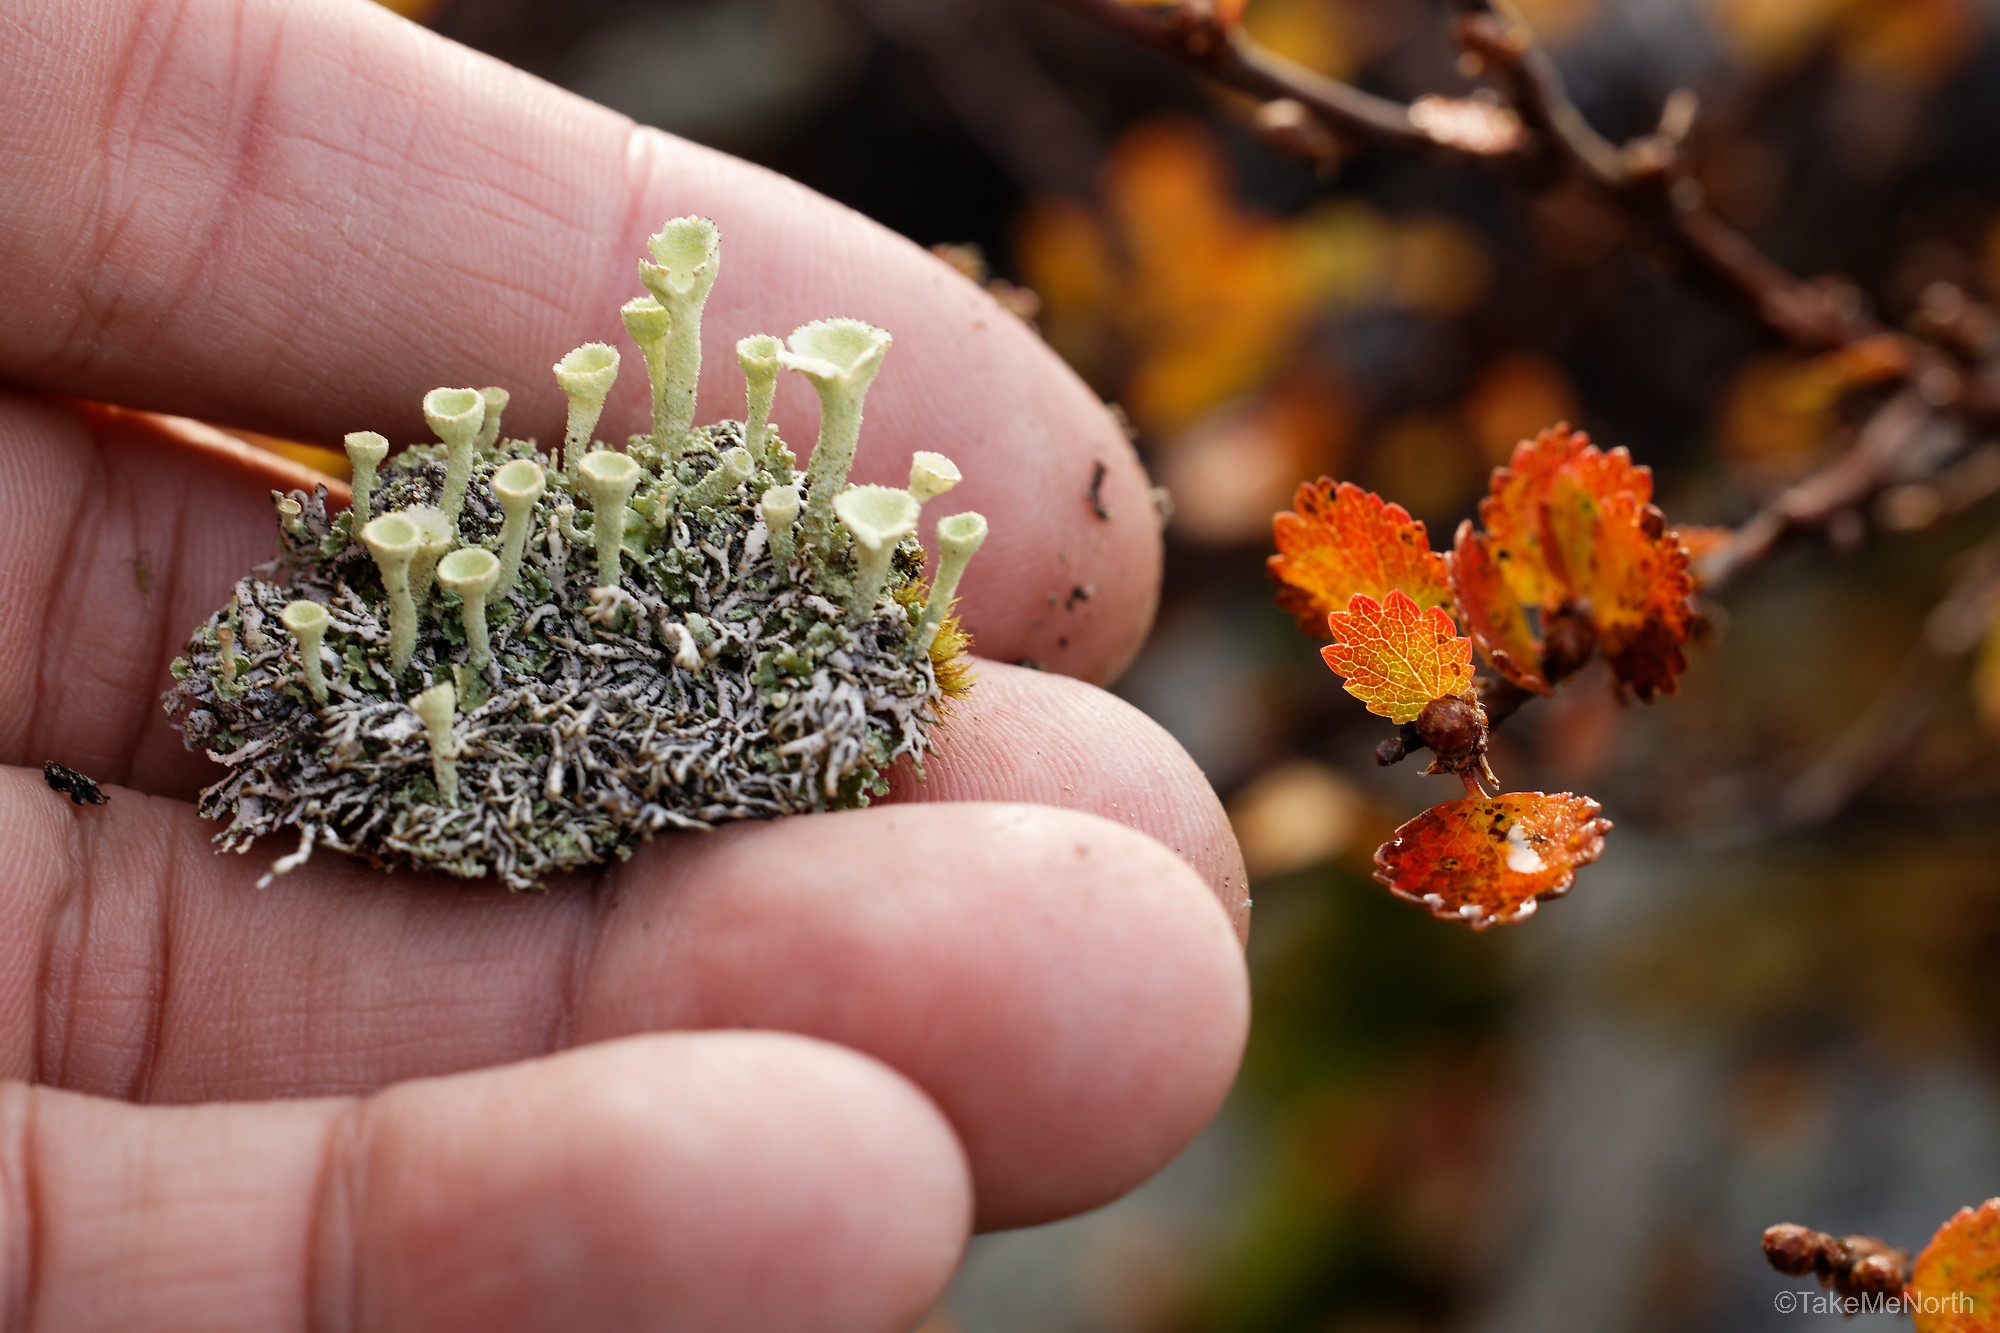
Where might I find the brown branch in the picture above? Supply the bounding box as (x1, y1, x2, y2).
(1699, 390, 1935, 592)
(1039, 0, 1432, 150)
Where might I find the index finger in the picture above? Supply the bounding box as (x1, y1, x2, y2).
(0, 0, 1158, 681)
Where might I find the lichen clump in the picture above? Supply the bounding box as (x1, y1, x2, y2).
(165, 218, 985, 889)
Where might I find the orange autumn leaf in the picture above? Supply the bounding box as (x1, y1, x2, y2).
(1270, 479, 1453, 633)
(1579, 498, 1696, 701)
(1322, 590, 1473, 723)
(1473, 423, 1694, 700)
(1450, 520, 1551, 694)
(1478, 424, 1650, 610)
(1373, 792, 1611, 929)
(1910, 1199, 2000, 1332)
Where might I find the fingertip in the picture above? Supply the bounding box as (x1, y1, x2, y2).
(339, 1031, 972, 1333)
(954, 808, 1249, 1228)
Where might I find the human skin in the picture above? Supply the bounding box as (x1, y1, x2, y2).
(0, 2, 1251, 1330)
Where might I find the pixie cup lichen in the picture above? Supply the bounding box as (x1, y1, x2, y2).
(637, 217, 721, 451)
(437, 546, 502, 668)
(780, 318, 893, 555)
(491, 458, 545, 596)
(167, 217, 983, 890)
(344, 432, 390, 525)
(918, 511, 988, 651)
(555, 343, 620, 474)
(424, 386, 486, 522)
(280, 600, 332, 704)
(835, 485, 921, 622)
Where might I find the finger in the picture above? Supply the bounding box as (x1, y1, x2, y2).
(0, 0, 1157, 681)
(887, 661, 1250, 936)
(2, 1032, 969, 1332)
(0, 777, 1245, 1230)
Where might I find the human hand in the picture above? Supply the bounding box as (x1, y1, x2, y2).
(0, 1, 1250, 1328)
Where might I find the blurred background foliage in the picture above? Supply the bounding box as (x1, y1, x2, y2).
(311, 0, 2000, 1327)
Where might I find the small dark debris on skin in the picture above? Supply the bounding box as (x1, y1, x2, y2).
(1088, 462, 1110, 520)
(1066, 584, 1097, 610)
(44, 762, 108, 806)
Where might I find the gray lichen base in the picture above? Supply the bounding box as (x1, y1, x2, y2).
(164, 218, 983, 890)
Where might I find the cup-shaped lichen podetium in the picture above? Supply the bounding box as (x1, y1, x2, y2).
(917, 511, 987, 651)
(280, 599, 332, 704)
(686, 446, 755, 510)
(576, 450, 643, 588)
(555, 343, 621, 476)
(361, 513, 423, 675)
(343, 432, 390, 525)
(490, 458, 546, 597)
(620, 296, 673, 446)
(778, 319, 893, 556)
(736, 334, 782, 467)
(475, 386, 510, 451)
(761, 483, 802, 572)
(437, 547, 503, 668)
(423, 387, 486, 522)
(833, 485, 920, 623)
(403, 506, 456, 608)
(908, 451, 960, 505)
(411, 680, 460, 805)
(636, 216, 721, 449)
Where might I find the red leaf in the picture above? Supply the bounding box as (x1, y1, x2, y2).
(1373, 792, 1611, 929)
(1322, 590, 1474, 724)
(1910, 1199, 2000, 1332)
(1270, 480, 1453, 635)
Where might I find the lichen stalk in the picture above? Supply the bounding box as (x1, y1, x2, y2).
(280, 600, 331, 704)
(621, 297, 672, 443)
(636, 217, 721, 452)
(438, 547, 502, 668)
(555, 343, 620, 475)
(475, 387, 510, 451)
(490, 458, 545, 597)
(762, 484, 801, 570)
(424, 386, 486, 522)
(686, 447, 755, 509)
(737, 334, 781, 467)
(361, 513, 422, 675)
(577, 450, 642, 587)
(778, 319, 893, 555)
(918, 511, 988, 651)
(344, 432, 389, 525)
(404, 507, 455, 608)
(834, 486, 921, 622)
(412, 682, 460, 805)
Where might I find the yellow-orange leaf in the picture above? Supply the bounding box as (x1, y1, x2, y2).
(1321, 590, 1472, 723)
(1911, 1199, 2000, 1333)
(1478, 425, 1650, 611)
(1373, 793, 1611, 929)
(1270, 479, 1453, 634)
(1451, 519, 1550, 695)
